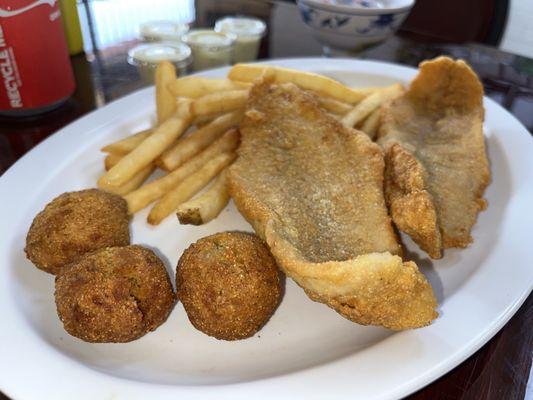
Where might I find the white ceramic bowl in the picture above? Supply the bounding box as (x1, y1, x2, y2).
(296, 0, 415, 51)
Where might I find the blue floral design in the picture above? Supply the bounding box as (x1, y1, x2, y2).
(356, 13, 396, 34)
(335, 0, 373, 6)
(299, 4, 317, 24)
(320, 16, 350, 29)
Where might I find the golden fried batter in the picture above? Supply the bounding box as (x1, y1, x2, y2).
(176, 232, 281, 340)
(229, 82, 437, 330)
(55, 245, 175, 343)
(378, 57, 490, 258)
(25, 189, 130, 275)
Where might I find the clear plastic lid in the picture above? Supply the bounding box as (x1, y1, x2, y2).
(215, 17, 266, 38)
(128, 42, 192, 67)
(181, 29, 236, 50)
(139, 20, 190, 41)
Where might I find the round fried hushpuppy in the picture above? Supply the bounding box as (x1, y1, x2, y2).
(25, 189, 130, 275)
(55, 245, 175, 343)
(176, 232, 281, 340)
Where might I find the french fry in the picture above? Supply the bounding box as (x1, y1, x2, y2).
(360, 108, 381, 140)
(193, 114, 220, 127)
(104, 154, 122, 171)
(103, 164, 155, 196)
(101, 128, 152, 155)
(317, 96, 352, 115)
(168, 77, 251, 98)
(193, 111, 234, 127)
(342, 84, 403, 128)
(191, 90, 249, 117)
(228, 64, 368, 104)
(158, 110, 243, 171)
(124, 128, 239, 213)
(98, 113, 191, 188)
(156, 61, 177, 124)
(175, 97, 193, 119)
(176, 169, 230, 225)
(101, 153, 155, 195)
(147, 152, 236, 225)
(352, 87, 381, 96)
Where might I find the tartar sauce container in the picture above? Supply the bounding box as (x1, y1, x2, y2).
(181, 29, 236, 71)
(128, 42, 192, 83)
(139, 20, 190, 42)
(215, 17, 266, 63)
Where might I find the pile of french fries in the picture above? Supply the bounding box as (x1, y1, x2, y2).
(97, 61, 403, 226)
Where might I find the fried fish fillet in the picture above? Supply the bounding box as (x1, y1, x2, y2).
(228, 81, 437, 330)
(378, 57, 490, 259)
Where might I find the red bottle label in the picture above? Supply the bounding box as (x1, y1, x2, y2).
(0, 0, 75, 112)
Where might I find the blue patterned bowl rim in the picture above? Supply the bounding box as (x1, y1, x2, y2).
(297, 0, 415, 15)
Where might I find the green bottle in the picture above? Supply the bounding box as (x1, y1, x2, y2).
(59, 0, 84, 55)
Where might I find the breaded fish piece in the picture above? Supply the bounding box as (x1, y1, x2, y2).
(229, 82, 437, 330)
(378, 57, 490, 259)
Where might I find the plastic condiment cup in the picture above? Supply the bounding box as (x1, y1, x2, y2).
(128, 42, 192, 84)
(181, 29, 236, 71)
(139, 20, 190, 42)
(215, 17, 266, 63)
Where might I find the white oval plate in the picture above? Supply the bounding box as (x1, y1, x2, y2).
(0, 58, 531, 400)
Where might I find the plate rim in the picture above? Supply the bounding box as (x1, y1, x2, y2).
(0, 57, 532, 400)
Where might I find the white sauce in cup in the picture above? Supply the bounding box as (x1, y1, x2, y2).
(139, 20, 190, 42)
(128, 42, 192, 83)
(215, 17, 266, 63)
(182, 30, 236, 71)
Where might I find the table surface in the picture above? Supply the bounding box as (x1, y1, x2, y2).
(0, 1, 531, 399)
